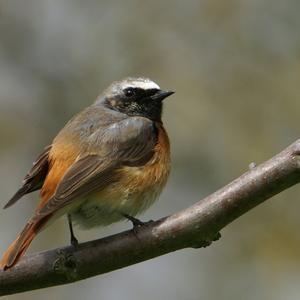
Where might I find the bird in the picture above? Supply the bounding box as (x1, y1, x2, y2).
(0, 77, 174, 270)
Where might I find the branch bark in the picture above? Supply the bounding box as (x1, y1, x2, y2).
(1, 140, 300, 296)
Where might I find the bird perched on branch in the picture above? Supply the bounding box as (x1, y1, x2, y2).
(0, 77, 174, 270)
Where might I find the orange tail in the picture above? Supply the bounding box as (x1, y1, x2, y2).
(0, 217, 48, 270)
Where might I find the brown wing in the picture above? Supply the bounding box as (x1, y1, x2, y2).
(3, 145, 52, 209)
(35, 116, 157, 219)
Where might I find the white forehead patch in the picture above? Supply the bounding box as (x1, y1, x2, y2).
(122, 79, 160, 91)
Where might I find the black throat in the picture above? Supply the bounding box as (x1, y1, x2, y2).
(104, 88, 163, 121)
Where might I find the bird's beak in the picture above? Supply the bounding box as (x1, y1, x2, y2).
(151, 90, 175, 101)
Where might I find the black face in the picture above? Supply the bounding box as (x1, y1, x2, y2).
(105, 87, 173, 121)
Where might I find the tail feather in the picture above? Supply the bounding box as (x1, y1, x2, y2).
(0, 218, 48, 270)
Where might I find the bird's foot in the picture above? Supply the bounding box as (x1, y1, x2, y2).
(70, 235, 79, 248)
(122, 213, 154, 234)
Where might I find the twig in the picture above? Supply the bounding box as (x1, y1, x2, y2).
(1, 139, 300, 296)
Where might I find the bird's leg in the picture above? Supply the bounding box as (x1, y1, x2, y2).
(122, 213, 154, 233)
(68, 214, 79, 247)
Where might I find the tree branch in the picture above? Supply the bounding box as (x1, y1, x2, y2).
(1, 140, 300, 296)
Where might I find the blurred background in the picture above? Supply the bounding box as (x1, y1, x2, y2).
(1, 0, 300, 299)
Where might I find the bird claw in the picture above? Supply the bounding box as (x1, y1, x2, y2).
(122, 214, 154, 233)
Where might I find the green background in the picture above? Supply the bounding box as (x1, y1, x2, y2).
(1, 0, 300, 299)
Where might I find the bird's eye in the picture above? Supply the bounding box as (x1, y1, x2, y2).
(124, 88, 135, 98)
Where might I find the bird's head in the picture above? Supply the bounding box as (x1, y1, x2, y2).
(96, 77, 174, 121)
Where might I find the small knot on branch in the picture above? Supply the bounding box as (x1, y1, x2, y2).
(190, 232, 221, 249)
(53, 249, 78, 281)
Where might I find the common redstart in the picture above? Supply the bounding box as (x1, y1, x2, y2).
(0, 77, 174, 270)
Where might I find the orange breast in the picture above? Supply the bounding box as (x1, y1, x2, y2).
(133, 122, 170, 191)
(97, 122, 170, 213)
(129, 123, 170, 210)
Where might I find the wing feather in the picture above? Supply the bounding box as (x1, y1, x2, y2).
(35, 117, 157, 219)
(4, 145, 51, 209)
